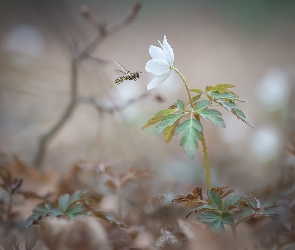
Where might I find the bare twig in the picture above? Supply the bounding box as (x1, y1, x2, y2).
(78, 3, 142, 60)
(77, 93, 149, 114)
(34, 3, 142, 169)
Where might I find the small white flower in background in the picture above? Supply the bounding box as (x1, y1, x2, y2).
(145, 35, 174, 90)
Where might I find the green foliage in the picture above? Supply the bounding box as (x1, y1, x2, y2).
(198, 109, 226, 128)
(175, 187, 280, 233)
(142, 83, 253, 160)
(154, 113, 185, 136)
(198, 211, 234, 232)
(176, 118, 203, 159)
(26, 190, 126, 228)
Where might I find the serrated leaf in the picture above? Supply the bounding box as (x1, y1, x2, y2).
(241, 194, 260, 210)
(190, 88, 203, 94)
(141, 109, 178, 130)
(198, 211, 225, 232)
(164, 120, 179, 143)
(207, 219, 224, 232)
(198, 211, 221, 223)
(176, 119, 203, 160)
(210, 84, 237, 95)
(232, 108, 254, 128)
(180, 131, 199, 159)
(208, 190, 222, 211)
(199, 109, 226, 128)
(211, 91, 243, 102)
(154, 114, 184, 136)
(218, 100, 238, 111)
(221, 213, 235, 225)
(224, 192, 245, 212)
(176, 119, 203, 135)
(194, 100, 211, 111)
(191, 94, 202, 104)
(205, 86, 214, 92)
(25, 202, 53, 228)
(48, 208, 63, 217)
(68, 190, 88, 205)
(65, 203, 87, 218)
(176, 99, 185, 112)
(58, 194, 70, 212)
(186, 204, 216, 219)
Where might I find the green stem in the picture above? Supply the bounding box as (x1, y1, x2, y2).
(172, 66, 212, 193)
(172, 67, 194, 108)
(201, 132, 212, 191)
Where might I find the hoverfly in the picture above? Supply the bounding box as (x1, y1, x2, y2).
(114, 61, 141, 85)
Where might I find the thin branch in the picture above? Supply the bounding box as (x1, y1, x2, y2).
(77, 93, 149, 114)
(34, 60, 78, 168)
(78, 3, 142, 59)
(34, 3, 142, 169)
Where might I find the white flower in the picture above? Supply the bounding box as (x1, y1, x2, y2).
(145, 35, 174, 90)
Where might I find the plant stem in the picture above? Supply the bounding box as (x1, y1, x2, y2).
(231, 225, 238, 250)
(172, 67, 194, 108)
(173, 67, 212, 193)
(201, 132, 212, 191)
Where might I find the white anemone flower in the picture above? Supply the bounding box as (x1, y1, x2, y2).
(145, 35, 174, 90)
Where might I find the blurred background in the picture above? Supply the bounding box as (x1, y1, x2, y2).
(1, 0, 295, 192)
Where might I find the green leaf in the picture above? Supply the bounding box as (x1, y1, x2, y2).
(218, 100, 238, 111)
(25, 202, 54, 228)
(176, 99, 185, 112)
(186, 204, 217, 219)
(141, 109, 177, 130)
(176, 119, 203, 135)
(190, 88, 203, 94)
(164, 120, 179, 143)
(199, 109, 226, 128)
(32, 202, 53, 214)
(232, 108, 254, 128)
(66, 203, 87, 219)
(241, 194, 259, 210)
(224, 192, 245, 212)
(154, 114, 184, 136)
(221, 213, 235, 225)
(176, 119, 203, 159)
(194, 100, 211, 111)
(209, 84, 237, 95)
(58, 194, 70, 212)
(198, 211, 225, 232)
(208, 190, 222, 211)
(180, 131, 199, 160)
(48, 208, 63, 217)
(68, 190, 88, 205)
(211, 91, 243, 102)
(191, 94, 202, 104)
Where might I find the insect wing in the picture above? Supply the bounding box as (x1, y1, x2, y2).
(115, 69, 127, 77)
(114, 61, 129, 73)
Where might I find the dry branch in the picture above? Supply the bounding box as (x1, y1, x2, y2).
(34, 3, 142, 169)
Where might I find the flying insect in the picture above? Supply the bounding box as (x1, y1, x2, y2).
(114, 61, 141, 85)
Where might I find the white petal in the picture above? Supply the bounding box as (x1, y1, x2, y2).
(147, 71, 171, 90)
(162, 35, 174, 65)
(149, 45, 166, 60)
(145, 59, 170, 75)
